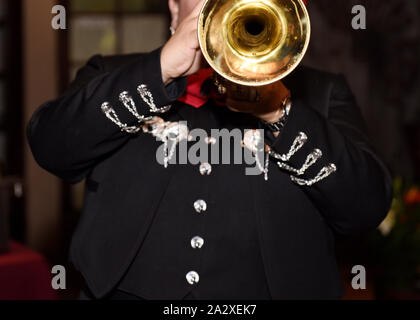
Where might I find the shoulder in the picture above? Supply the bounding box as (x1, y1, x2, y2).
(284, 65, 340, 94)
(284, 65, 353, 114)
(72, 51, 151, 87)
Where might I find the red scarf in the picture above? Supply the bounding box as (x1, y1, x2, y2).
(177, 68, 213, 108)
(178, 67, 229, 108)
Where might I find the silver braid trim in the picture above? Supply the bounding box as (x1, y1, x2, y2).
(268, 132, 307, 162)
(277, 148, 323, 176)
(119, 91, 153, 123)
(137, 84, 172, 114)
(142, 119, 189, 168)
(101, 102, 141, 134)
(101, 83, 171, 133)
(290, 163, 337, 186)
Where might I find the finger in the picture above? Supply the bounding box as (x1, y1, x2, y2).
(226, 87, 256, 102)
(226, 106, 240, 113)
(248, 87, 259, 102)
(174, 0, 204, 35)
(192, 49, 203, 69)
(226, 99, 256, 113)
(190, 0, 206, 18)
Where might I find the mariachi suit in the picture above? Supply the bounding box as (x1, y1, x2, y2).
(27, 46, 392, 300)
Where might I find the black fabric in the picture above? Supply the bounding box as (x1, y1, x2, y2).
(79, 287, 197, 300)
(117, 102, 272, 300)
(27, 46, 393, 300)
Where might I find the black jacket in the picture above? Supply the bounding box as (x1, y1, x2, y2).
(27, 46, 393, 299)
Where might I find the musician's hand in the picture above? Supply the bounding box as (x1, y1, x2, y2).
(223, 80, 290, 123)
(161, 0, 206, 85)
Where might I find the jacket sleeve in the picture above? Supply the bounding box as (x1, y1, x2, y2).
(267, 74, 393, 235)
(27, 46, 187, 183)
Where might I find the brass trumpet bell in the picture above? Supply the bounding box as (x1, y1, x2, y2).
(198, 0, 311, 86)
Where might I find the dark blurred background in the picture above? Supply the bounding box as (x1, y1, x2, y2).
(0, 0, 419, 300)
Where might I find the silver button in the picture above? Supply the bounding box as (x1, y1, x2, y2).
(191, 236, 204, 249)
(186, 271, 200, 285)
(199, 163, 212, 176)
(194, 200, 207, 213)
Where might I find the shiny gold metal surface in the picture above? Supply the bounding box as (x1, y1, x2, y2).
(198, 0, 311, 86)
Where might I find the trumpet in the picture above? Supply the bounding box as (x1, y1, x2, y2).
(198, 0, 311, 95)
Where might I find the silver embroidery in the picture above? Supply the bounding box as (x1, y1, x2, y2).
(284, 99, 292, 116)
(267, 131, 336, 186)
(101, 102, 141, 134)
(242, 130, 269, 181)
(253, 151, 269, 181)
(119, 91, 153, 123)
(277, 149, 323, 176)
(263, 152, 269, 181)
(142, 117, 189, 168)
(137, 84, 172, 114)
(242, 130, 264, 154)
(268, 132, 307, 162)
(290, 163, 337, 186)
